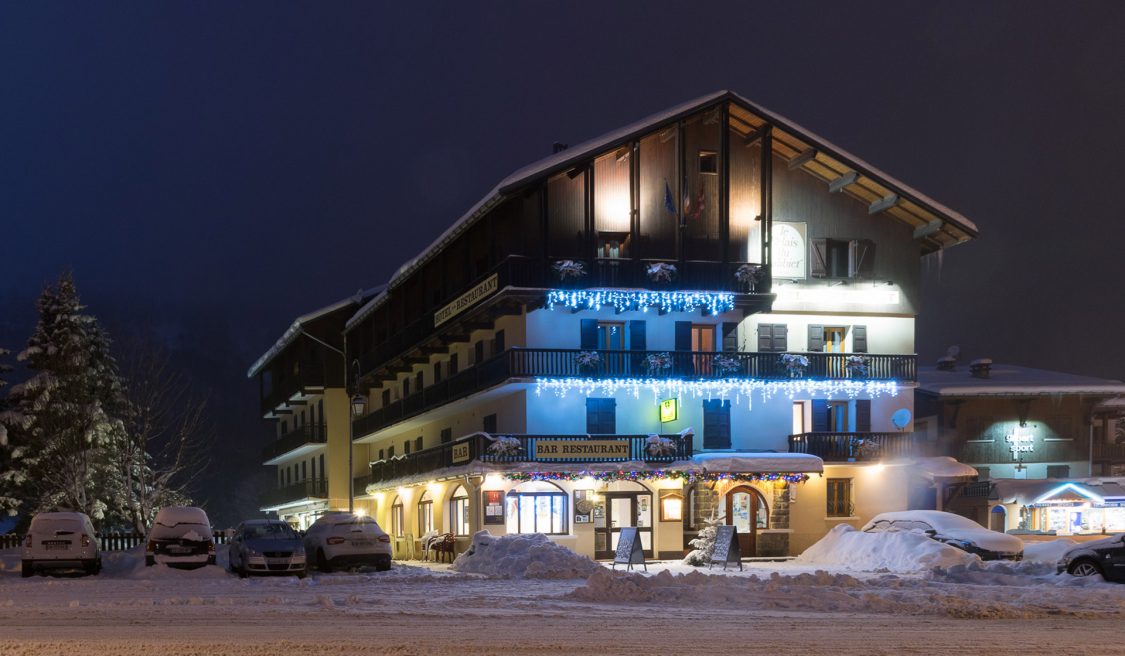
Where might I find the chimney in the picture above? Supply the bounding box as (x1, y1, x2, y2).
(552, 142, 569, 154)
(936, 356, 956, 371)
(969, 358, 993, 379)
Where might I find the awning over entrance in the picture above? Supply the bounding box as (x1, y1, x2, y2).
(691, 452, 823, 474)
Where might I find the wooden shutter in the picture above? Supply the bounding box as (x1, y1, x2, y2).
(629, 320, 647, 350)
(482, 413, 497, 433)
(474, 340, 485, 364)
(757, 323, 774, 352)
(493, 329, 505, 354)
(856, 399, 872, 432)
(773, 324, 789, 352)
(433, 362, 442, 384)
(586, 398, 616, 434)
(810, 239, 828, 278)
(807, 325, 825, 352)
(580, 319, 599, 349)
(852, 325, 868, 353)
(440, 428, 452, 444)
(811, 399, 829, 432)
(852, 239, 876, 278)
(702, 399, 732, 449)
(721, 322, 738, 352)
(675, 321, 692, 351)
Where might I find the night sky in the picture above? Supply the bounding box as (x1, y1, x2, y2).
(2, 2, 1124, 516)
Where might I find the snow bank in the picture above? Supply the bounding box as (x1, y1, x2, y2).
(794, 524, 977, 572)
(1021, 538, 1077, 564)
(451, 531, 599, 579)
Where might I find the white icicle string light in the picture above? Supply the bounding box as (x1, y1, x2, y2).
(533, 377, 898, 407)
(545, 289, 735, 315)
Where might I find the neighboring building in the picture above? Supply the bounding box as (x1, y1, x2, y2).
(915, 360, 1125, 534)
(250, 90, 978, 557)
(249, 289, 381, 529)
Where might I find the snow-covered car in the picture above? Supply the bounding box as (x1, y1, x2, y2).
(862, 510, 1023, 561)
(303, 512, 391, 572)
(20, 511, 101, 577)
(1056, 534, 1125, 582)
(227, 519, 306, 578)
(145, 506, 215, 568)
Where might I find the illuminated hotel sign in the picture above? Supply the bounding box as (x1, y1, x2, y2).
(772, 222, 807, 279)
(434, 273, 499, 327)
(1005, 428, 1035, 457)
(535, 439, 631, 460)
(659, 398, 678, 423)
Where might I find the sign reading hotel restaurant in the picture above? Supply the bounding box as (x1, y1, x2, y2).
(451, 441, 471, 464)
(434, 273, 499, 327)
(535, 439, 631, 460)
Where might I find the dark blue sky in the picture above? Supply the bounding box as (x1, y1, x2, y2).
(3, 0, 1124, 378)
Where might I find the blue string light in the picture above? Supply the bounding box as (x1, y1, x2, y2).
(534, 377, 899, 408)
(546, 289, 735, 314)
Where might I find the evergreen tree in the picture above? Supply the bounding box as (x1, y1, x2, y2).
(0, 345, 17, 517)
(0, 273, 131, 524)
(682, 510, 724, 566)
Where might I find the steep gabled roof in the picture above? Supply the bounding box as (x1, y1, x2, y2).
(248, 286, 384, 378)
(348, 90, 979, 330)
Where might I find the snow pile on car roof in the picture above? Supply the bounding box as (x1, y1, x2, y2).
(451, 531, 600, 579)
(794, 524, 978, 572)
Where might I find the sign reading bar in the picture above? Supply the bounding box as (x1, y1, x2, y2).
(535, 439, 631, 460)
(434, 274, 499, 327)
(451, 441, 471, 464)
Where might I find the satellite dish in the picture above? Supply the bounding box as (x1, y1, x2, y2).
(891, 408, 912, 431)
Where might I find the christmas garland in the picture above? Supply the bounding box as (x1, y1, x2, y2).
(502, 470, 810, 485)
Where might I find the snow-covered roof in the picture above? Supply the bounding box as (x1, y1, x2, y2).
(916, 363, 1125, 398)
(990, 477, 1125, 506)
(349, 90, 978, 326)
(247, 286, 384, 378)
(907, 456, 978, 480)
(691, 451, 824, 474)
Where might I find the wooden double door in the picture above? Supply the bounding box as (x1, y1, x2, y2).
(594, 492, 653, 560)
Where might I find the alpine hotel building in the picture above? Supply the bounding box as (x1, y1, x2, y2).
(250, 91, 978, 559)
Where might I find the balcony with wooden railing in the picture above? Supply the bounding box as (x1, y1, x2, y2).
(260, 362, 327, 416)
(260, 478, 328, 508)
(353, 348, 916, 440)
(261, 423, 328, 464)
(365, 433, 694, 488)
(1093, 441, 1125, 463)
(787, 432, 919, 462)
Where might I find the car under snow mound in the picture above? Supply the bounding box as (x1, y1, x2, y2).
(862, 510, 1024, 561)
(795, 523, 979, 572)
(452, 531, 600, 579)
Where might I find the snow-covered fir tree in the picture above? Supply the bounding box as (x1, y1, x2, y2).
(682, 509, 725, 566)
(0, 273, 132, 523)
(0, 345, 17, 517)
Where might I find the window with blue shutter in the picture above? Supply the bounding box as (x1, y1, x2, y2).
(585, 398, 617, 434)
(702, 399, 731, 449)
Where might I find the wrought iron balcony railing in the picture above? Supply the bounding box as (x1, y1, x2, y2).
(261, 423, 328, 463)
(787, 431, 918, 462)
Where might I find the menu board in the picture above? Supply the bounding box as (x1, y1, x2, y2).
(482, 490, 505, 525)
(709, 525, 742, 571)
(612, 527, 647, 572)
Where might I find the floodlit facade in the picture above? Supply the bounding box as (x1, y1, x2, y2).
(251, 90, 978, 556)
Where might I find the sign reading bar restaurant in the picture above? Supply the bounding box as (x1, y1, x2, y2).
(535, 439, 631, 460)
(434, 273, 499, 327)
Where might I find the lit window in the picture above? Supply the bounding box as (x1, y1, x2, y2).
(449, 486, 470, 536)
(417, 490, 434, 535)
(391, 497, 404, 538)
(506, 481, 568, 535)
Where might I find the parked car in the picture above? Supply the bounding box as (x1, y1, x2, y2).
(862, 510, 1024, 561)
(146, 506, 215, 568)
(227, 519, 306, 578)
(303, 512, 391, 572)
(1057, 534, 1125, 582)
(21, 511, 101, 577)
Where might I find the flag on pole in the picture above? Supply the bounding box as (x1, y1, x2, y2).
(663, 180, 676, 215)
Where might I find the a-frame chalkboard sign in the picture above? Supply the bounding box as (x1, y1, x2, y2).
(611, 527, 647, 571)
(709, 525, 742, 571)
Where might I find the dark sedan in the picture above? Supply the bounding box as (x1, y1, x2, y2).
(1057, 534, 1125, 582)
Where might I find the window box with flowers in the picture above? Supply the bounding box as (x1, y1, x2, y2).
(645, 352, 674, 376)
(574, 350, 601, 374)
(845, 355, 868, 378)
(645, 262, 677, 284)
(780, 353, 809, 378)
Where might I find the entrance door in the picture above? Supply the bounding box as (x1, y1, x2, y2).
(595, 493, 653, 559)
(691, 325, 716, 375)
(824, 327, 846, 376)
(725, 487, 767, 558)
(989, 505, 1007, 532)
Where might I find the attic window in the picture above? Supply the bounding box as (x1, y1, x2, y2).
(698, 151, 718, 175)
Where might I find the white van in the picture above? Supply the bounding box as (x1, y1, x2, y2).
(21, 511, 101, 577)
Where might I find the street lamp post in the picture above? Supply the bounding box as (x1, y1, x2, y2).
(297, 329, 366, 513)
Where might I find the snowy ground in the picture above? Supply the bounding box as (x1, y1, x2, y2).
(0, 540, 1122, 655)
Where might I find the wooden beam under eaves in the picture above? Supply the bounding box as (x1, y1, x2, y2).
(868, 194, 899, 214)
(788, 148, 816, 169)
(913, 219, 944, 239)
(828, 171, 857, 193)
(742, 128, 763, 147)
